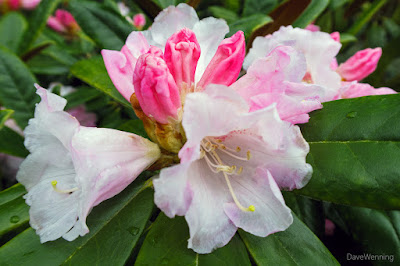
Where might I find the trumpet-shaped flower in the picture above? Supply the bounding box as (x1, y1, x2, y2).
(102, 3, 245, 122)
(245, 26, 342, 102)
(17, 85, 160, 242)
(154, 85, 312, 253)
(232, 45, 323, 124)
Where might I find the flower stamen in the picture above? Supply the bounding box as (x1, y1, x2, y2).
(51, 180, 78, 194)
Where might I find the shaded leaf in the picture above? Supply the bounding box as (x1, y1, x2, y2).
(0, 184, 29, 245)
(18, 0, 61, 54)
(242, 0, 277, 17)
(0, 46, 38, 128)
(0, 109, 14, 130)
(0, 127, 28, 158)
(228, 14, 272, 38)
(0, 180, 154, 265)
(292, 0, 330, 28)
(70, 56, 131, 108)
(0, 12, 27, 53)
(136, 213, 251, 265)
(70, 0, 134, 50)
(240, 213, 339, 265)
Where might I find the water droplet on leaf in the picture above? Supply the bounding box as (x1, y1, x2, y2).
(346, 111, 357, 118)
(10, 215, 20, 223)
(128, 226, 140, 236)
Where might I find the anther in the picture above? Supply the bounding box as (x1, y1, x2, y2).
(247, 150, 251, 160)
(236, 146, 241, 152)
(237, 166, 243, 174)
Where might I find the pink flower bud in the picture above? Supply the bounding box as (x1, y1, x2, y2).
(305, 23, 320, 32)
(337, 47, 382, 81)
(133, 13, 146, 29)
(8, 0, 19, 10)
(133, 46, 181, 124)
(330, 32, 340, 43)
(164, 28, 201, 88)
(47, 9, 79, 34)
(197, 31, 245, 89)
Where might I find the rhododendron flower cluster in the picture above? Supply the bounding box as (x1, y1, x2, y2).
(15, 2, 397, 256)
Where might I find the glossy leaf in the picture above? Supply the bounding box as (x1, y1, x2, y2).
(0, 184, 29, 245)
(0, 109, 14, 130)
(70, 56, 131, 108)
(117, 120, 147, 139)
(0, 180, 154, 265)
(242, 0, 277, 17)
(0, 12, 27, 53)
(208, 6, 239, 24)
(17, 0, 61, 54)
(64, 87, 102, 109)
(135, 213, 252, 265)
(326, 204, 400, 264)
(228, 14, 272, 38)
(297, 94, 400, 209)
(69, 0, 133, 50)
(0, 47, 38, 129)
(0, 127, 27, 158)
(239, 213, 339, 265)
(292, 0, 330, 28)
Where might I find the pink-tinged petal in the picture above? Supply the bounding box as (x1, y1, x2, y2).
(154, 163, 193, 218)
(133, 46, 181, 124)
(245, 26, 342, 101)
(101, 48, 136, 101)
(71, 127, 160, 227)
(197, 31, 245, 88)
(337, 48, 382, 81)
(184, 160, 237, 254)
(133, 13, 146, 29)
(330, 32, 340, 42)
(305, 23, 320, 32)
(164, 28, 201, 87)
(17, 86, 160, 243)
(147, 3, 199, 48)
(192, 17, 229, 82)
(224, 168, 293, 236)
(21, 0, 41, 9)
(67, 105, 97, 127)
(340, 81, 397, 99)
(179, 84, 248, 163)
(125, 31, 150, 59)
(47, 16, 67, 33)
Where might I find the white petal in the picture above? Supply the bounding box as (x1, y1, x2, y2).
(224, 168, 293, 236)
(148, 3, 199, 48)
(193, 17, 229, 82)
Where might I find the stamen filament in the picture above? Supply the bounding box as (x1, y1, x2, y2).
(51, 180, 78, 194)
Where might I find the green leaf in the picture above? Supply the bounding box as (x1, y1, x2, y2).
(69, 0, 133, 50)
(135, 213, 252, 265)
(0, 184, 29, 245)
(117, 120, 148, 139)
(293, 0, 330, 28)
(283, 192, 324, 237)
(326, 204, 400, 264)
(208, 6, 239, 24)
(243, 0, 277, 17)
(0, 127, 28, 158)
(0, 109, 14, 130)
(27, 54, 70, 75)
(64, 87, 102, 109)
(347, 0, 389, 36)
(239, 213, 339, 265)
(339, 33, 357, 44)
(228, 14, 273, 38)
(0, 47, 38, 129)
(0, 12, 27, 53)
(70, 56, 131, 108)
(297, 95, 400, 210)
(0, 180, 154, 265)
(17, 0, 62, 54)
